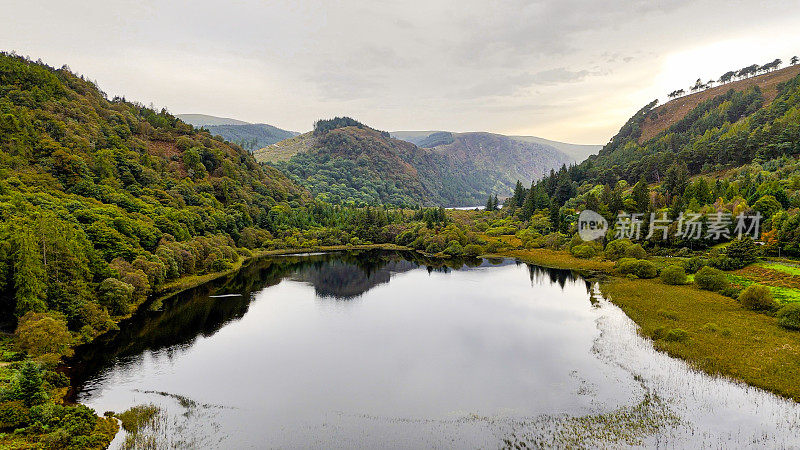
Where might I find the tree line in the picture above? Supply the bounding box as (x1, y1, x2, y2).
(667, 55, 798, 99)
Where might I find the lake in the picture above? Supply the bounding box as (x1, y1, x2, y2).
(71, 251, 800, 448)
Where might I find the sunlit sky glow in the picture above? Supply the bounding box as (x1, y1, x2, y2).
(3, 0, 800, 143)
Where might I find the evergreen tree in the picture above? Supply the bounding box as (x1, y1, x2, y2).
(510, 181, 525, 207)
(663, 162, 689, 199)
(631, 177, 651, 212)
(17, 361, 47, 406)
(548, 202, 560, 232)
(520, 183, 537, 220)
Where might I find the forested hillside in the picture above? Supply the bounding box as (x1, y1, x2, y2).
(510, 65, 800, 256)
(263, 120, 571, 206)
(0, 53, 316, 330)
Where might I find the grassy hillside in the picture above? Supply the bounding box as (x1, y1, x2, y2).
(573, 67, 800, 185)
(641, 65, 800, 142)
(262, 119, 566, 206)
(204, 123, 299, 151)
(253, 131, 314, 163)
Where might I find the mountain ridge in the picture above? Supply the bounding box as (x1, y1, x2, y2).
(176, 113, 249, 127)
(390, 130, 600, 163)
(258, 120, 573, 206)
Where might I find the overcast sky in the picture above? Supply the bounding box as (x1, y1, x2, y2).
(3, 0, 800, 143)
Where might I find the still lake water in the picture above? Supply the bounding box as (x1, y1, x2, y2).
(72, 252, 800, 448)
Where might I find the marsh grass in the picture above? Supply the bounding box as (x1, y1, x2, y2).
(600, 277, 800, 401)
(118, 404, 161, 433)
(501, 393, 681, 448)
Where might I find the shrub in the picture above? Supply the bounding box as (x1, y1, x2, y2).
(738, 284, 776, 311)
(0, 401, 30, 430)
(15, 312, 74, 358)
(682, 256, 708, 274)
(663, 328, 689, 342)
(777, 304, 800, 330)
(571, 244, 597, 259)
(463, 244, 483, 257)
(694, 266, 728, 291)
(660, 265, 687, 285)
(653, 327, 689, 342)
(632, 260, 658, 279)
(616, 258, 638, 274)
(657, 309, 679, 320)
(624, 244, 647, 259)
(604, 239, 632, 260)
(61, 404, 98, 436)
(724, 236, 758, 268)
(709, 256, 740, 271)
(617, 259, 657, 278)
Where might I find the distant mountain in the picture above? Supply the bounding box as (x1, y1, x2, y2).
(391, 130, 599, 163)
(508, 136, 600, 163)
(256, 117, 572, 206)
(430, 132, 572, 188)
(389, 131, 443, 147)
(204, 123, 299, 151)
(176, 115, 299, 151)
(176, 113, 250, 127)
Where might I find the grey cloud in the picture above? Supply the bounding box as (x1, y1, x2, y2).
(530, 68, 590, 85)
(4, 0, 799, 143)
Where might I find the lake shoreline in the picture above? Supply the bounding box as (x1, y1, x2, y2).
(493, 245, 800, 403)
(70, 243, 800, 405)
(54, 243, 800, 449)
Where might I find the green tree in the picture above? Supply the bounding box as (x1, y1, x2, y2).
(509, 180, 525, 208)
(753, 194, 782, 219)
(97, 278, 135, 316)
(631, 177, 650, 212)
(663, 162, 689, 198)
(15, 312, 74, 359)
(12, 228, 47, 316)
(16, 361, 47, 406)
(725, 237, 758, 268)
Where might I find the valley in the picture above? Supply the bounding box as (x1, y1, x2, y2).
(1, 15, 800, 448)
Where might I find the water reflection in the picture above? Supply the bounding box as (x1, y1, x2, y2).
(68, 252, 577, 402)
(71, 251, 800, 448)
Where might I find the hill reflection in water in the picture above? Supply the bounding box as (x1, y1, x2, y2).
(68, 251, 578, 401)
